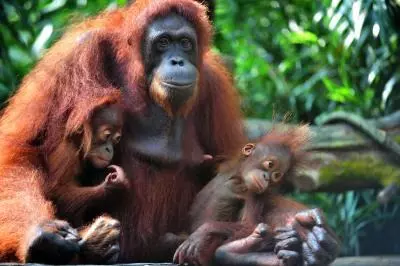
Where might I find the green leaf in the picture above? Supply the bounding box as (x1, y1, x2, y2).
(286, 30, 319, 44)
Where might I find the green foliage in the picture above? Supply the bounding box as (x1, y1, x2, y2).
(0, 0, 127, 104)
(293, 191, 400, 256)
(2, 0, 400, 118)
(214, 0, 400, 120)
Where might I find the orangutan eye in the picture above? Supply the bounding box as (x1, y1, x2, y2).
(113, 132, 121, 144)
(271, 171, 282, 182)
(263, 160, 274, 170)
(180, 38, 192, 50)
(99, 129, 112, 141)
(263, 172, 269, 181)
(157, 37, 170, 50)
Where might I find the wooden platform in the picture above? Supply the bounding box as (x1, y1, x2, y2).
(1, 256, 400, 265)
(332, 256, 400, 266)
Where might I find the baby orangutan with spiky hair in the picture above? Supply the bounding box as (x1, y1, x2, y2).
(174, 125, 315, 266)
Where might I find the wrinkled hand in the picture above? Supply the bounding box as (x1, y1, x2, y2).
(104, 165, 130, 191)
(274, 227, 302, 266)
(294, 209, 340, 266)
(173, 223, 230, 266)
(25, 220, 80, 264)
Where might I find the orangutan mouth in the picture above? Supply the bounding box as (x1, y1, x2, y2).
(161, 81, 194, 90)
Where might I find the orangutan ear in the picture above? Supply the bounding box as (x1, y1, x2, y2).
(242, 143, 256, 156)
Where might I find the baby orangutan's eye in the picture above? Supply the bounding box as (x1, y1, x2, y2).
(99, 129, 112, 141)
(263, 172, 268, 181)
(271, 171, 282, 182)
(263, 160, 274, 170)
(113, 132, 121, 144)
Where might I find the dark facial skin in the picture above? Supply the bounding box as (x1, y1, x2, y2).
(86, 105, 123, 168)
(240, 143, 291, 194)
(143, 13, 199, 113)
(125, 14, 206, 165)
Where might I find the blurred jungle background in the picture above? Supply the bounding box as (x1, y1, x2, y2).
(1, 0, 400, 258)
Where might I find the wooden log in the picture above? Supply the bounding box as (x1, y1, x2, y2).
(331, 256, 400, 266)
(0, 264, 177, 266)
(244, 113, 400, 193)
(0, 264, 176, 266)
(2, 256, 400, 265)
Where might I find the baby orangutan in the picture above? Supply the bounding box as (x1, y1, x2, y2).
(45, 101, 129, 227)
(174, 125, 315, 266)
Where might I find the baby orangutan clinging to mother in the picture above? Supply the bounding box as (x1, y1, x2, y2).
(23, 94, 129, 264)
(44, 96, 129, 228)
(174, 125, 339, 266)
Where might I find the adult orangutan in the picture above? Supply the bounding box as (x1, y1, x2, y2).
(0, 0, 339, 265)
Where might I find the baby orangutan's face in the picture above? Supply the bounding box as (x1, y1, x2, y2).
(239, 143, 291, 194)
(86, 106, 123, 168)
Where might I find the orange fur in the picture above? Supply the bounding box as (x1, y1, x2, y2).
(0, 0, 245, 262)
(174, 127, 312, 265)
(46, 93, 121, 190)
(257, 124, 311, 183)
(45, 95, 123, 228)
(191, 125, 312, 235)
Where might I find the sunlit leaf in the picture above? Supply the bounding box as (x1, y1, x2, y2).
(286, 31, 319, 44)
(32, 24, 53, 57)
